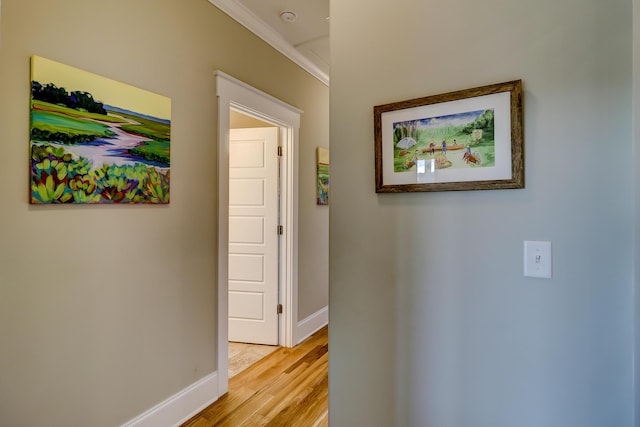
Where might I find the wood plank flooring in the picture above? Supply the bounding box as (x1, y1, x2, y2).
(182, 326, 328, 427)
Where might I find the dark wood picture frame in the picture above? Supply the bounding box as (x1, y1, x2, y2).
(374, 80, 524, 193)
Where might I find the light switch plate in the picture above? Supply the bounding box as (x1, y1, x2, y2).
(524, 240, 552, 279)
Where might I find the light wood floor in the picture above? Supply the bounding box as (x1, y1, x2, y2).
(182, 326, 328, 427)
(228, 342, 279, 378)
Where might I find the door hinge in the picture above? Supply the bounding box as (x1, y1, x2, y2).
(277, 146, 283, 157)
(278, 225, 284, 235)
(277, 303, 283, 314)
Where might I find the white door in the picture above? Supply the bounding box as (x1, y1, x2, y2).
(228, 127, 280, 345)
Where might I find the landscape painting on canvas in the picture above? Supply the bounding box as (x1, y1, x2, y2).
(317, 147, 329, 205)
(29, 55, 171, 204)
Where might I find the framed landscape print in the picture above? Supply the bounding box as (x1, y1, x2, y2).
(374, 80, 523, 193)
(29, 55, 171, 204)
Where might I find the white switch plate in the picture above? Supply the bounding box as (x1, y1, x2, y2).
(524, 240, 552, 279)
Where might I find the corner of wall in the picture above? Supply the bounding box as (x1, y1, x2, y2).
(120, 372, 218, 427)
(295, 306, 329, 345)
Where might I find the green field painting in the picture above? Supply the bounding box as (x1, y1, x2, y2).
(317, 147, 329, 205)
(29, 55, 171, 204)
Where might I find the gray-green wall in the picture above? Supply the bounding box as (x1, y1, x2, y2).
(635, 1, 640, 426)
(0, 0, 328, 425)
(329, 0, 635, 426)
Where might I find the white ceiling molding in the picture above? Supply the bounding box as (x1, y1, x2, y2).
(208, 0, 330, 86)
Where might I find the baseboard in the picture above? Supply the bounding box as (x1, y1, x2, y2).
(295, 306, 328, 345)
(120, 371, 219, 427)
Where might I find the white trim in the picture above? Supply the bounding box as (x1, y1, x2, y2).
(277, 124, 299, 350)
(295, 306, 329, 345)
(216, 70, 301, 397)
(120, 372, 218, 427)
(217, 72, 303, 117)
(208, 0, 329, 87)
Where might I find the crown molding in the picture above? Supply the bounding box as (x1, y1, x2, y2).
(208, 0, 330, 86)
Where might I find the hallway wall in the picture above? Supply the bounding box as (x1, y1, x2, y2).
(329, 0, 635, 426)
(0, 0, 328, 425)
(634, 1, 640, 425)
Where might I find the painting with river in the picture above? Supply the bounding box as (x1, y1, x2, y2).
(29, 55, 171, 204)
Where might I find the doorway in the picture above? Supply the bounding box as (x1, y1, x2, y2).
(216, 71, 302, 396)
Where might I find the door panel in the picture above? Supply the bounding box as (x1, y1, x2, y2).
(228, 292, 264, 319)
(230, 140, 265, 167)
(228, 127, 279, 345)
(229, 180, 265, 205)
(229, 217, 264, 244)
(229, 254, 264, 282)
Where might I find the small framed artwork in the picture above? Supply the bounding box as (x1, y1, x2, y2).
(316, 147, 329, 205)
(374, 80, 523, 193)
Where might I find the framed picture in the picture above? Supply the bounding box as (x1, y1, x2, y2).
(374, 80, 523, 193)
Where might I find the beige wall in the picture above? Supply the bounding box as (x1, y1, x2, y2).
(230, 110, 272, 128)
(0, 0, 328, 425)
(330, 0, 634, 426)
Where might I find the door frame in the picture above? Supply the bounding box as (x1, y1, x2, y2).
(215, 71, 301, 396)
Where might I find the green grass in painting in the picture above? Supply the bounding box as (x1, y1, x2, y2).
(32, 109, 113, 134)
(31, 102, 118, 144)
(113, 110, 170, 142)
(32, 100, 126, 124)
(129, 140, 170, 165)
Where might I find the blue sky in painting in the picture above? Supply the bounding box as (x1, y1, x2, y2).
(394, 109, 486, 129)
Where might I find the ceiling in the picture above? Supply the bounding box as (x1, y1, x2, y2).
(208, 0, 330, 85)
